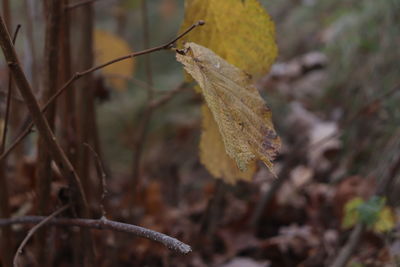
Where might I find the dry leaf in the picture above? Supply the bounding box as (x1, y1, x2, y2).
(200, 105, 256, 183)
(178, 0, 278, 182)
(94, 29, 134, 91)
(179, 0, 277, 77)
(176, 43, 280, 178)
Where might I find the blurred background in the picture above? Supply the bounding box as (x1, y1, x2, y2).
(1, 0, 400, 266)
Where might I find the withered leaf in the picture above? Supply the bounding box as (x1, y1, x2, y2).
(176, 43, 280, 177)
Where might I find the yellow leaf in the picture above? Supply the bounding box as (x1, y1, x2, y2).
(94, 30, 134, 91)
(176, 42, 280, 176)
(342, 197, 363, 229)
(200, 105, 256, 184)
(373, 206, 396, 233)
(179, 0, 277, 77)
(342, 197, 396, 233)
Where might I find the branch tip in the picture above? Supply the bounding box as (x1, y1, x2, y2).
(197, 20, 205, 26)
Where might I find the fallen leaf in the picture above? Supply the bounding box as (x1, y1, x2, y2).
(176, 42, 280, 178)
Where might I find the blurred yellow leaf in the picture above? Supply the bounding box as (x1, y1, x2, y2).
(94, 29, 134, 91)
(342, 196, 396, 233)
(200, 105, 256, 183)
(176, 43, 280, 179)
(373, 206, 396, 233)
(179, 0, 277, 77)
(342, 197, 363, 229)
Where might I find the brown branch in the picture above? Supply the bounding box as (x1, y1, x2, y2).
(250, 143, 304, 228)
(14, 205, 70, 267)
(129, 0, 155, 215)
(0, 20, 205, 162)
(149, 82, 189, 109)
(0, 14, 89, 215)
(0, 23, 20, 267)
(329, 224, 364, 267)
(35, 0, 63, 263)
(84, 143, 107, 216)
(0, 216, 192, 254)
(309, 84, 400, 151)
(65, 0, 99, 10)
(1, 24, 20, 152)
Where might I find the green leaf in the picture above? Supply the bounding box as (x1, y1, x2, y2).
(342, 196, 396, 233)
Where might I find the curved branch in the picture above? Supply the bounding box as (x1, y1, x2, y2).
(0, 20, 205, 161)
(0, 216, 192, 254)
(13, 205, 70, 267)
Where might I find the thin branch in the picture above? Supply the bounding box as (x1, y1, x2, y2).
(0, 216, 192, 254)
(65, 0, 99, 10)
(0, 14, 89, 215)
(0, 89, 24, 103)
(149, 82, 189, 109)
(329, 224, 364, 267)
(0, 23, 20, 267)
(13, 205, 70, 267)
(129, 0, 155, 214)
(84, 143, 107, 217)
(0, 20, 205, 162)
(1, 24, 20, 153)
(250, 143, 303, 228)
(309, 84, 400, 151)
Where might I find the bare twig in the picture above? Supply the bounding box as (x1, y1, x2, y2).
(13, 205, 70, 267)
(84, 143, 107, 216)
(129, 0, 155, 214)
(65, 0, 99, 10)
(35, 1, 63, 263)
(250, 143, 303, 228)
(329, 224, 364, 267)
(1, 24, 20, 152)
(0, 23, 20, 267)
(0, 216, 192, 254)
(149, 82, 189, 109)
(0, 20, 205, 162)
(199, 180, 226, 236)
(0, 14, 89, 215)
(309, 84, 400, 151)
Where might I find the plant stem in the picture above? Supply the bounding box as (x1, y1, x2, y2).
(0, 12, 90, 223)
(0, 216, 192, 254)
(35, 0, 62, 264)
(0, 21, 205, 162)
(130, 0, 155, 215)
(0, 23, 19, 267)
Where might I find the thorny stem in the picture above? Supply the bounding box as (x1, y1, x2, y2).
(0, 20, 205, 162)
(14, 205, 70, 267)
(0, 216, 192, 254)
